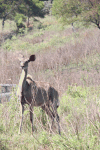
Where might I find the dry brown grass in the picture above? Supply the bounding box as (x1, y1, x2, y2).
(0, 25, 100, 95)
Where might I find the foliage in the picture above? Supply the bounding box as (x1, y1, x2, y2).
(1, 86, 100, 149)
(14, 13, 26, 24)
(52, 0, 100, 29)
(0, 0, 21, 29)
(0, 0, 20, 18)
(14, 13, 26, 33)
(82, 0, 100, 29)
(18, 0, 44, 18)
(52, 0, 82, 24)
(0, 0, 44, 30)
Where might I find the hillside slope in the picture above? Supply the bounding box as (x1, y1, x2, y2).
(0, 16, 100, 149)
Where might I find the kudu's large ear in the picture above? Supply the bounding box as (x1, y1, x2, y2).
(28, 55, 36, 62)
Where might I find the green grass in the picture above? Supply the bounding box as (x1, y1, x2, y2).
(1, 86, 100, 149)
(0, 16, 74, 53)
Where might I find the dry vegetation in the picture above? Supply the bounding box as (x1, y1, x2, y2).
(0, 22, 100, 93)
(1, 16, 100, 149)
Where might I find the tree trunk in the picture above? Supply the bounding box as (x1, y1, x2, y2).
(27, 16, 30, 27)
(96, 23, 100, 29)
(2, 17, 6, 30)
(49, 0, 53, 3)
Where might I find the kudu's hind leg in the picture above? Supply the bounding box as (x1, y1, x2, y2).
(19, 103, 24, 134)
(30, 106, 34, 134)
(41, 105, 55, 119)
(51, 104, 61, 135)
(56, 112, 60, 135)
(41, 105, 55, 132)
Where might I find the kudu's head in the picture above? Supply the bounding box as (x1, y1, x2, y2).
(18, 54, 36, 70)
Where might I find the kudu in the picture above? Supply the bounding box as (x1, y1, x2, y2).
(17, 54, 60, 135)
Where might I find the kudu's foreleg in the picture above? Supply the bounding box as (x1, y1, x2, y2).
(19, 103, 24, 134)
(30, 106, 34, 134)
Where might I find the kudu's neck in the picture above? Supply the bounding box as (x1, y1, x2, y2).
(17, 67, 28, 96)
(21, 68, 27, 90)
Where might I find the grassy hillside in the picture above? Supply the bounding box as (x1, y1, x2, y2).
(0, 16, 100, 149)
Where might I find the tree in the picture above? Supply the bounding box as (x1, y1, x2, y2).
(18, 0, 44, 26)
(82, 0, 100, 29)
(0, 0, 22, 30)
(0, 0, 44, 30)
(52, 0, 100, 29)
(52, 0, 82, 24)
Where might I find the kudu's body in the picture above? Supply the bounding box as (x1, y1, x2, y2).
(17, 55, 60, 135)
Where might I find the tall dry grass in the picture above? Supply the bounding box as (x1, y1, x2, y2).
(0, 26, 100, 94)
